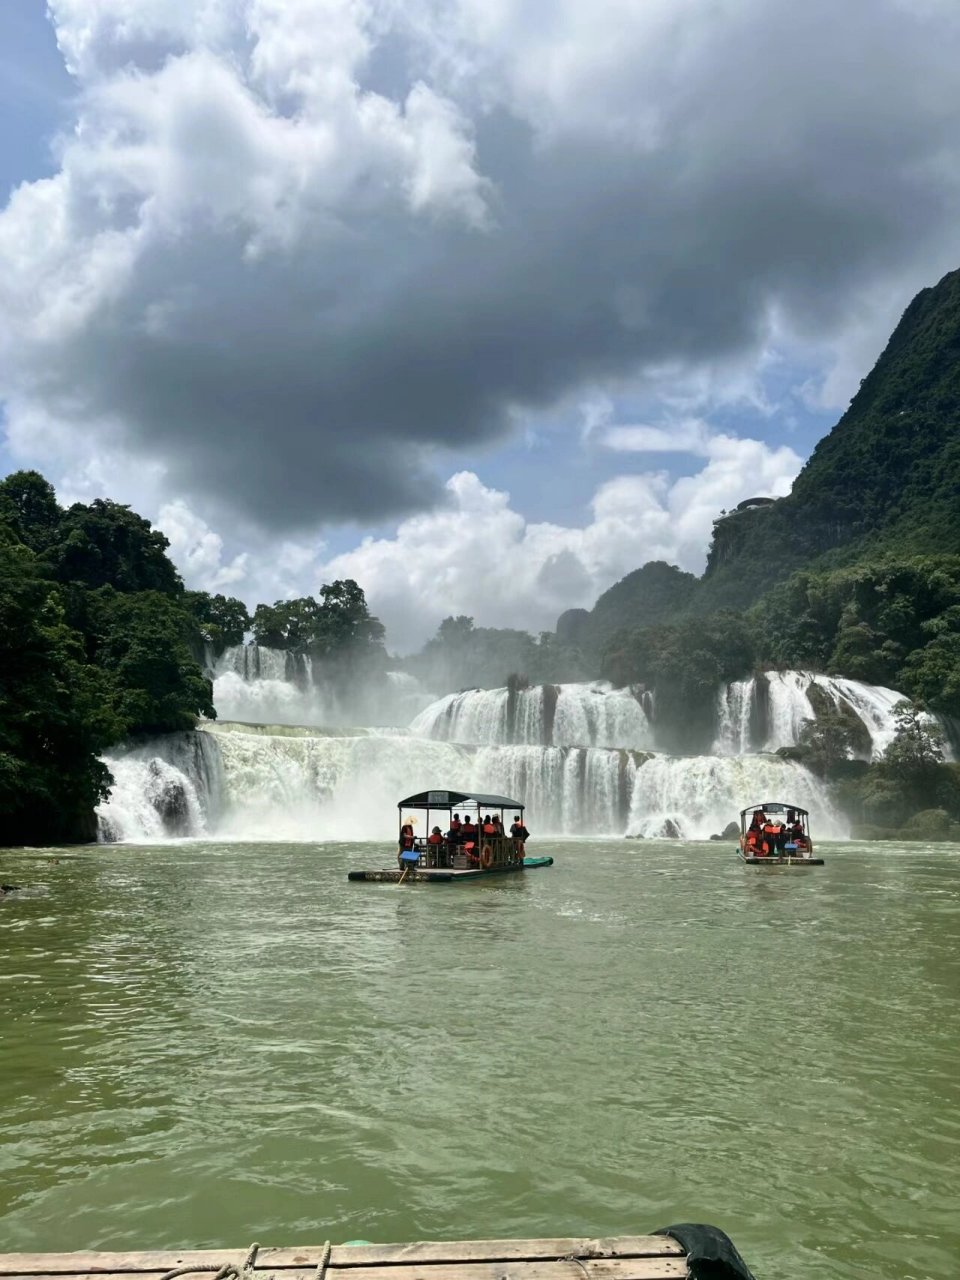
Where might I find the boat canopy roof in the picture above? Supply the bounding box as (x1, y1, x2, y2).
(398, 789, 523, 811)
(740, 801, 809, 818)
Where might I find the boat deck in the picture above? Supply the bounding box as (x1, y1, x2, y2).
(739, 853, 824, 866)
(0, 1237, 690, 1280)
(348, 856, 554, 883)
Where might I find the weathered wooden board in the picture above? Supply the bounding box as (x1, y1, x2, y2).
(0, 1236, 685, 1280)
(0, 1262, 688, 1280)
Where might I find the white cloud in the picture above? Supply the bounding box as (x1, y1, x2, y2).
(602, 418, 709, 455)
(2, 0, 959, 537)
(156, 500, 249, 593)
(318, 435, 801, 650)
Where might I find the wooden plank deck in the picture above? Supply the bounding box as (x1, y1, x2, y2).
(0, 1236, 688, 1280)
(348, 857, 554, 883)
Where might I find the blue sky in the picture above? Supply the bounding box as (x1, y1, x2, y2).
(1, 2, 958, 650)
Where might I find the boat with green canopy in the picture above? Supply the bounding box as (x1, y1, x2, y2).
(347, 788, 554, 883)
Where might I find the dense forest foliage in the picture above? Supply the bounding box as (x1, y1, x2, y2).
(0, 471, 384, 845)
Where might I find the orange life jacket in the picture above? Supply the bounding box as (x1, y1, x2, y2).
(428, 832, 443, 845)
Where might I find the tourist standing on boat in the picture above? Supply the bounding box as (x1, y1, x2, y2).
(398, 822, 416, 868)
(511, 815, 529, 859)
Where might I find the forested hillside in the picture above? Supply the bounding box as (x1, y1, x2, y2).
(0, 472, 384, 845)
(561, 268, 960, 732)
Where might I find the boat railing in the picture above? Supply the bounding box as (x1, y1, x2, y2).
(408, 834, 522, 870)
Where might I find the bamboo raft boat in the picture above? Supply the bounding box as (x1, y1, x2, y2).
(348, 788, 555, 884)
(0, 1231, 755, 1280)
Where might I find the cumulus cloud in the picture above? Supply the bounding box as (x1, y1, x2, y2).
(1, 0, 959, 531)
(318, 432, 801, 649)
(156, 499, 249, 592)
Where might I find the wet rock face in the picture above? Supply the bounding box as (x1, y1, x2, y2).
(148, 761, 191, 835)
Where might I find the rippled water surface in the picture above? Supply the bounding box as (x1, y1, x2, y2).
(1, 840, 958, 1279)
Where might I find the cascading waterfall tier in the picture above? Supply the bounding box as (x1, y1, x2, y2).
(96, 731, 225, 842)
(96, 724, 648, 841)
(410, 682, 654, 749)
(627, 754, 846, 840)
(714, 670, 926, 758)
(212, 644, 435, 727)
(102, 666, 930, 842)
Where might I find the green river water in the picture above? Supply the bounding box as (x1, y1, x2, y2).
(1, 839, 958, 1279)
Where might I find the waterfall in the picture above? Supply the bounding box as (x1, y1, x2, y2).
(627, 755, 846, 840)
(410, 682, 654, 748)
(211, 644, 434, 727)
(714, 680, 755, 756)
(96, 731, 225, 842)
(98, 664, 922, 843)
(96, 724, 646, 841)
(713, 670, 931, 759)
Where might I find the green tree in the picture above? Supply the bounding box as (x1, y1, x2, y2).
(883, 700, 945, 775)
(795, 707, 861, 777)
(185, 591, 251, 652)
(0, 544, 120, 844)
(86, 589, 215, 735)
(50, 499, 182, 595)
(0, 470, 61, 552)
(312, 579, 386, 657)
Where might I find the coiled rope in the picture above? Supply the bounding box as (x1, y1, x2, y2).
(159, 1241, 332, 1280)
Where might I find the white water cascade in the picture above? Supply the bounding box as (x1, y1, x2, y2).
(627, 755, 847, 840)
(212, 644, 435, 727)
(713, 670, 927, 758)
(96, 731, 225, 842)
(100, 656, 940, 843)
(411, 682, 654, 748)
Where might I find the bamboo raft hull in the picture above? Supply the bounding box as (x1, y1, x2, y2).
(738, 853, 824, 866)
(348, 855, 554, 883)
(0, 1236, 692, 1280)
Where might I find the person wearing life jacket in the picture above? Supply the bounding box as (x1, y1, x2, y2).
(510, 814, 529, 860)
(427, 825, 445, 866)
(482, 815, 496, 835)
(761, 820, 778, 856)
(449, 813, 462, 837)
(397, 822, 416, 869)
(459, 816, 478, 863)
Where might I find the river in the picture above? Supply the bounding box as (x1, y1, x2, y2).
(1, 839, 958, 1280)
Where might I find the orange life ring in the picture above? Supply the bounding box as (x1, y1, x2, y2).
(480, 844, 494, 870)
